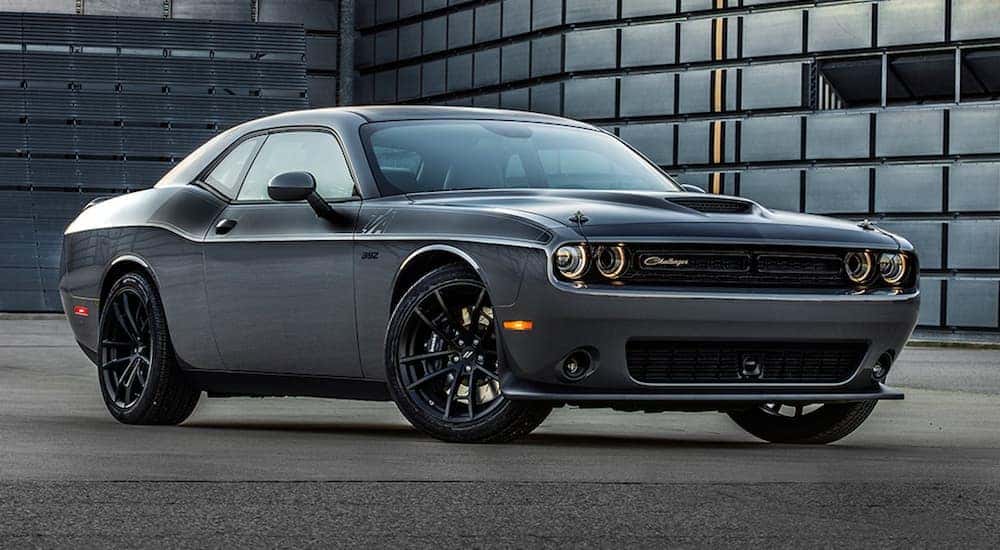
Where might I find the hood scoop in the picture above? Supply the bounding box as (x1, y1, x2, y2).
(668, 196, 754, 214)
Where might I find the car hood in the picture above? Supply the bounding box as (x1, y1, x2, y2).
(407, 189, 901, 249)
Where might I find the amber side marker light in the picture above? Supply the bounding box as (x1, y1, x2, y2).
(502, 320, 534, 331)
(72, 305, 89, 317)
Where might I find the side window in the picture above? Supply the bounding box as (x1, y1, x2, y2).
(204, 136, 264, 198)
(238, 131, 355, 201)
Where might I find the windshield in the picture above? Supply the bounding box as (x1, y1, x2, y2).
(361, 120, 680, 196)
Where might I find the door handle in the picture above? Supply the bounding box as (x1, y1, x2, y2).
(215, 218, 237, 235)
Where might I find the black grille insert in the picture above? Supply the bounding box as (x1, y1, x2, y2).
(623, 247, 848, 288)
(626, 341, 867, 384)
(669, 197, 753, 214)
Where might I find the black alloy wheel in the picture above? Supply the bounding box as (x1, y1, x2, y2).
(100, 287, 152, 410)
(97, 272, 200, 425)
(386, 264, 551, 443)
(396, 279, 504, 423)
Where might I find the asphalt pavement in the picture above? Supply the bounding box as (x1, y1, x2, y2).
(1, 318, 998, 548)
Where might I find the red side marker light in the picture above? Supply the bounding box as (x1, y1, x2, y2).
(73, 305, 89, 317)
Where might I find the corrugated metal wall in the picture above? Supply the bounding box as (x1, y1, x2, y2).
(355, 0, 1000, 336)
(0, 12, 309, 310)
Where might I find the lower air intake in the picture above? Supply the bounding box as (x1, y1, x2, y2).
(626, 341, 867, 384)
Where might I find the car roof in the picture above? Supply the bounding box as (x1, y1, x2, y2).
(326, 105, 597, 129)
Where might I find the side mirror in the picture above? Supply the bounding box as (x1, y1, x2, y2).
(268, 171, 316, 202)
(267, 171, 336, 221)
(681, 184, 707, 194)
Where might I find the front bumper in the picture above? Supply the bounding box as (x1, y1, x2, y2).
(493, 264, 920, 405)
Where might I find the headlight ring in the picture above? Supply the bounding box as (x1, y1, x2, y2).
(844, 251, 875, 285)
(554, 245, 589, 279)
(594, 245, 627, 279)
(879, 252, 908, 285)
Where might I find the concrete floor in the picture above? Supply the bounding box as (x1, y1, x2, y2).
(2, 319, 999, 547)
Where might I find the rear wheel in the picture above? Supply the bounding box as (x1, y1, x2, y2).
(385, 264, 551, 443)
(727, 400, 878, 444)
(98, 272, 200, 425)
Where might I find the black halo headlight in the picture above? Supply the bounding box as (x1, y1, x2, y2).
(594, 245, 627, 279)
(879, 252, 908, 285)
(554, 245, 588, 280)
(844, 251, 875, 285)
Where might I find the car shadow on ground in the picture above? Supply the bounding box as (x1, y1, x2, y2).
(181, 420, 424, 438)
(177, 420, 894, 451)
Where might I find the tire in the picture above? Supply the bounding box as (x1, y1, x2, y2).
(385, 264, 551, 443)
(97, 271, 200, 425)
(727, 400, 878, 444)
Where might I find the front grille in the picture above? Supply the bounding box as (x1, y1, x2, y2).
(669, 197, 753, 214)
(626, 341, 867, 384)
(623, 246, 848, 288)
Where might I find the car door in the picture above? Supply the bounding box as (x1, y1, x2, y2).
(202, 128, 363, 378)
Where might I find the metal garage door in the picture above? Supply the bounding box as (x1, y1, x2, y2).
(0, 13, 308, 311)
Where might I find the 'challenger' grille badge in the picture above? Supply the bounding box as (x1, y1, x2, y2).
(642, 256, 690, 267)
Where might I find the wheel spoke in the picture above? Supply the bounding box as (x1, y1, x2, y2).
(122, 357, 141, 405)
(135, 302, 149, 332)
(414, 309, 458, 347)
(135, 318, 148, 341)
(114, 377, 126, 403)
(135, 356, 150, 387)
(121, 294, 143, 342)
(405, 366, 455, 391)
(101, 339, 132, 348)
(100, 356, 131, 371)
(467, 369, 475, 419)
(399, 349, 455, 364)
(468, 289, 486, 335)
(443, 373, 461, 419)
(113, 301, 137, 343)
(474, 365, 501, 382)
(432, 290, 467, 337)
(113, 359, 135, 403)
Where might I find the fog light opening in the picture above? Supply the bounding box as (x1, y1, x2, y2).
(561, 350, 593, 381)
(872, 352, 894, 381)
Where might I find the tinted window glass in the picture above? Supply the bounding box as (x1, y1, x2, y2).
(362, 120, 679, 195)
(238, 131, 355, 201)
(204, 136, 263, 198)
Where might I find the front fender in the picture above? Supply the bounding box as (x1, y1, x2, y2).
(354, 239, 543, 380)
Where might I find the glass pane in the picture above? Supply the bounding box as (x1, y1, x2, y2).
(239, 132, 354, 201)
(204, 136, 263, 198)
(363, 120, 679, 195)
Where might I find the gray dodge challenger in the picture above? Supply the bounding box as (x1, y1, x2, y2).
(60, 106, 920, 444)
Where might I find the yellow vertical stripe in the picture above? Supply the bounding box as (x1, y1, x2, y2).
(712, 121, 722, 163)
(709, 6, 726, 194)
(713, 69, 724, 112)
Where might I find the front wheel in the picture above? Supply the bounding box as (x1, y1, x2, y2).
(727, 400, 878, 444)
(385, 264, 551, 443)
